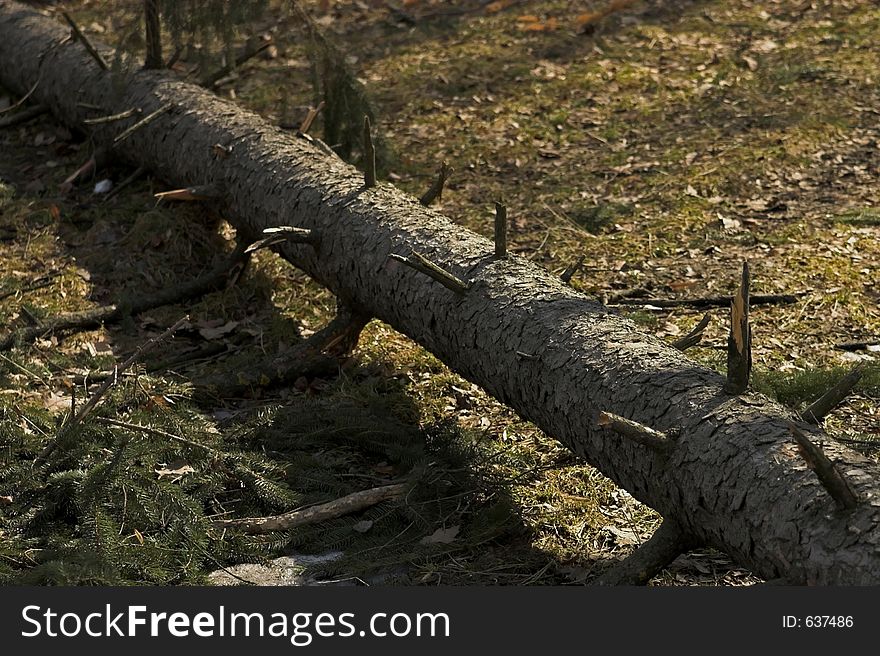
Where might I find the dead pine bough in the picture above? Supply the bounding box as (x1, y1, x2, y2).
(1, 1, 879, 585)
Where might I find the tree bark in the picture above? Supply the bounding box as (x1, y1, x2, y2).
(1, 0, 879, 584)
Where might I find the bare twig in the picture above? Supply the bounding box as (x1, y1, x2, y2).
(1, 245, 248, 351)
(0, 77, 39, 115)
(97, 417, 220, 454)
(214, 483, 407, 534)
(83, 108, 141, 125)
(154, 184, 220, 202)
(244, 226, 319, 254)
(61, 11, 108, 70)
(610, 291, 804, 310)
(200, 38, 273, 87)
(789, 422, 858, 511)
(102, 166, 147, 202)
(420, 162, 453, 206)
(389, 251, 471, 295)
(196, 302, 368, 397)
(297, 101, 325, 136)
(597, 411, 674, 454)
(113, 102, 173, 144)
(0, 272, 59, 302)
(494, 201, 507, 259)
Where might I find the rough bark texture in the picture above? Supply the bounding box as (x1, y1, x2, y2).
(2, 1, 879, 584)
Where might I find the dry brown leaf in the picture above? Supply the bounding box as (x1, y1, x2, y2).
(198, 320, 239, 340)
(421, 525, 460, 545)
(486, 0, 516, 13)
(575, 12, 602, 26)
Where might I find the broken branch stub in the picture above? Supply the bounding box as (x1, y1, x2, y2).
(671, 313, 710, 351)
(724, 262, 751, 394)
(362, 115, 376, 188)
(297, 101, 325, 136)
(494, 201, 507, 259)
(420, 162, 453, 206)
(801, 366, 864, 425)
(788, 422, 858, 511)
(389, 251, 471, 295)
(245, 226, 319, 254)
(595, 518, 695, 586)
(560, 255, 585, 285)
(597, 411, 674, 454)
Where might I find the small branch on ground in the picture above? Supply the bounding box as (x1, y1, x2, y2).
(102, 166, 147, 202)
(0, 244, 249, 351)
(594, 518, 695, 585)
(200, 38, 273, 87)
(97, 417, 221, 454)
(0, 272, 60, 302)
(609, 291, 804, 310)
(0, 104, 48, 129)
(214, 483, 407, 534)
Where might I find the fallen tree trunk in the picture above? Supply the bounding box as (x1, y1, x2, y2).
(1, 0, 878, 584)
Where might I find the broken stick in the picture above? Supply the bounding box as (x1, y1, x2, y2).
(214, 483, 407, 534)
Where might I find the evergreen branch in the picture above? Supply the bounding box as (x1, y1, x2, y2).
(37, 316, 188, 463)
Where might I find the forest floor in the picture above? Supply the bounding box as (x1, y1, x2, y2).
(0, 0, 878, 586)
